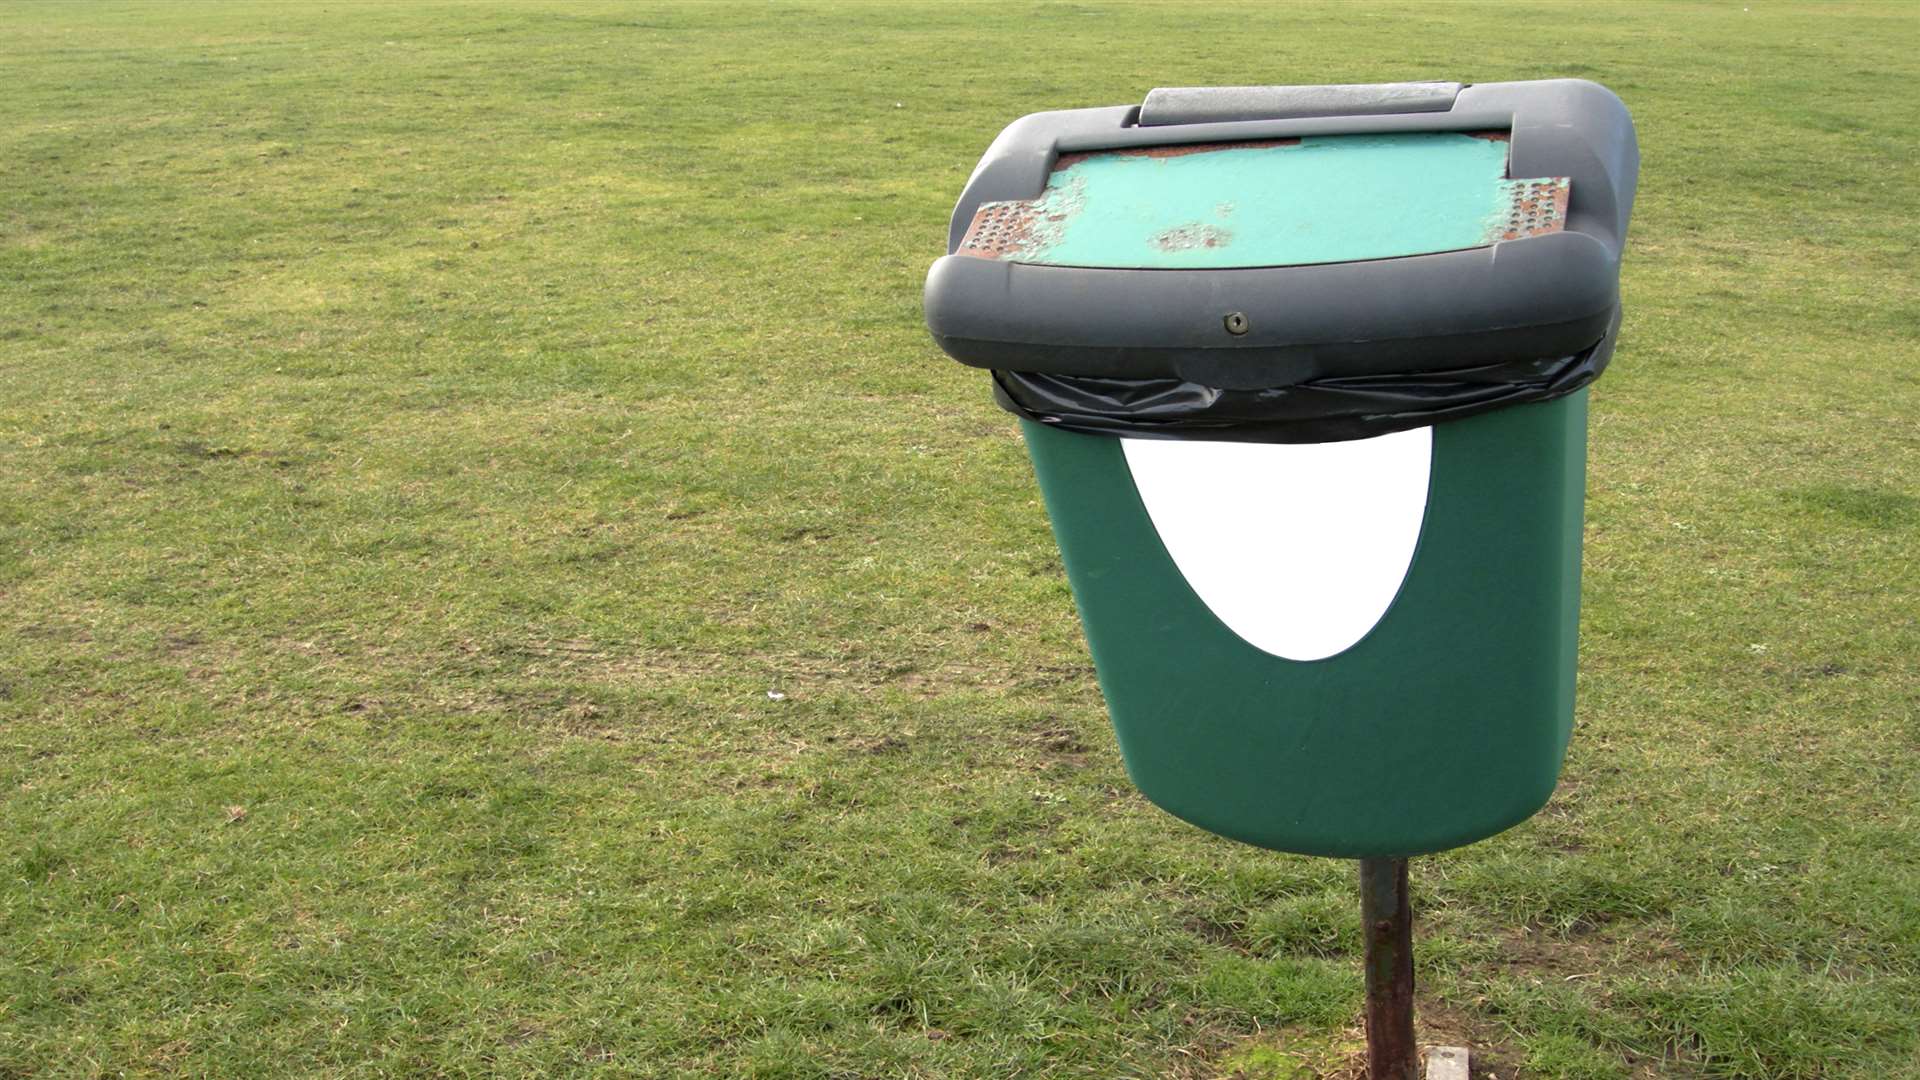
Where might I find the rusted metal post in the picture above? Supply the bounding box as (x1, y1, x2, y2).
(1360, 857, 1418, 1080)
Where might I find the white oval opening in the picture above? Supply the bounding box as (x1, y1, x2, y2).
(1120, 428, 1432, 662)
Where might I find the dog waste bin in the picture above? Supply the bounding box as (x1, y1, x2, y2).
(925, 79, 1638, 858)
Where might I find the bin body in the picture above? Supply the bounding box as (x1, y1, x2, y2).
(1024, 391, 1586, 857)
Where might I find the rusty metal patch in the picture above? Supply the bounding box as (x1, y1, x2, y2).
(1494, 178, 1571, 241)
(957, 199, 1046, 260)
(1051, 138, 1302, 173)
(1151, 223, 1233, 252)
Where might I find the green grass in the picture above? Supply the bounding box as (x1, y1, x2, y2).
(2, 2, 1916, 1077)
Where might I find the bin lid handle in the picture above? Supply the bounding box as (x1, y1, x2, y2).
(1138, 82, 1462, 126)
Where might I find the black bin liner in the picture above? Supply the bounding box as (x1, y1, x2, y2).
(991, 320, 1614, 445)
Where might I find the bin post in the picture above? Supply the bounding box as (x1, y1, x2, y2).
(1360, 857, 1417, 1080)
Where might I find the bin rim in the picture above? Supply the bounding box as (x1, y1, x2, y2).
(925, 78, 1638, 384)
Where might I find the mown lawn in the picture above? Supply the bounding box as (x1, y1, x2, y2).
(2, 2, 1915, 1077)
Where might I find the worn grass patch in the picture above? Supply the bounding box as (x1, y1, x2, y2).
(3, 2, 1917, 1077)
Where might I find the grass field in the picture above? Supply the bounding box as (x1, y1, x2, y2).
(2, 2, 1917, 1077)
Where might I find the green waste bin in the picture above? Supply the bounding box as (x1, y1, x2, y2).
(924, 80, 1638, 858)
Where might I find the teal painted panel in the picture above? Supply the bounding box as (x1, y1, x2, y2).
(1006, 134, 1531, 269)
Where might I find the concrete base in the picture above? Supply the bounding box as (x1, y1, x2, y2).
(1426, 1045, 1469, 1080)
